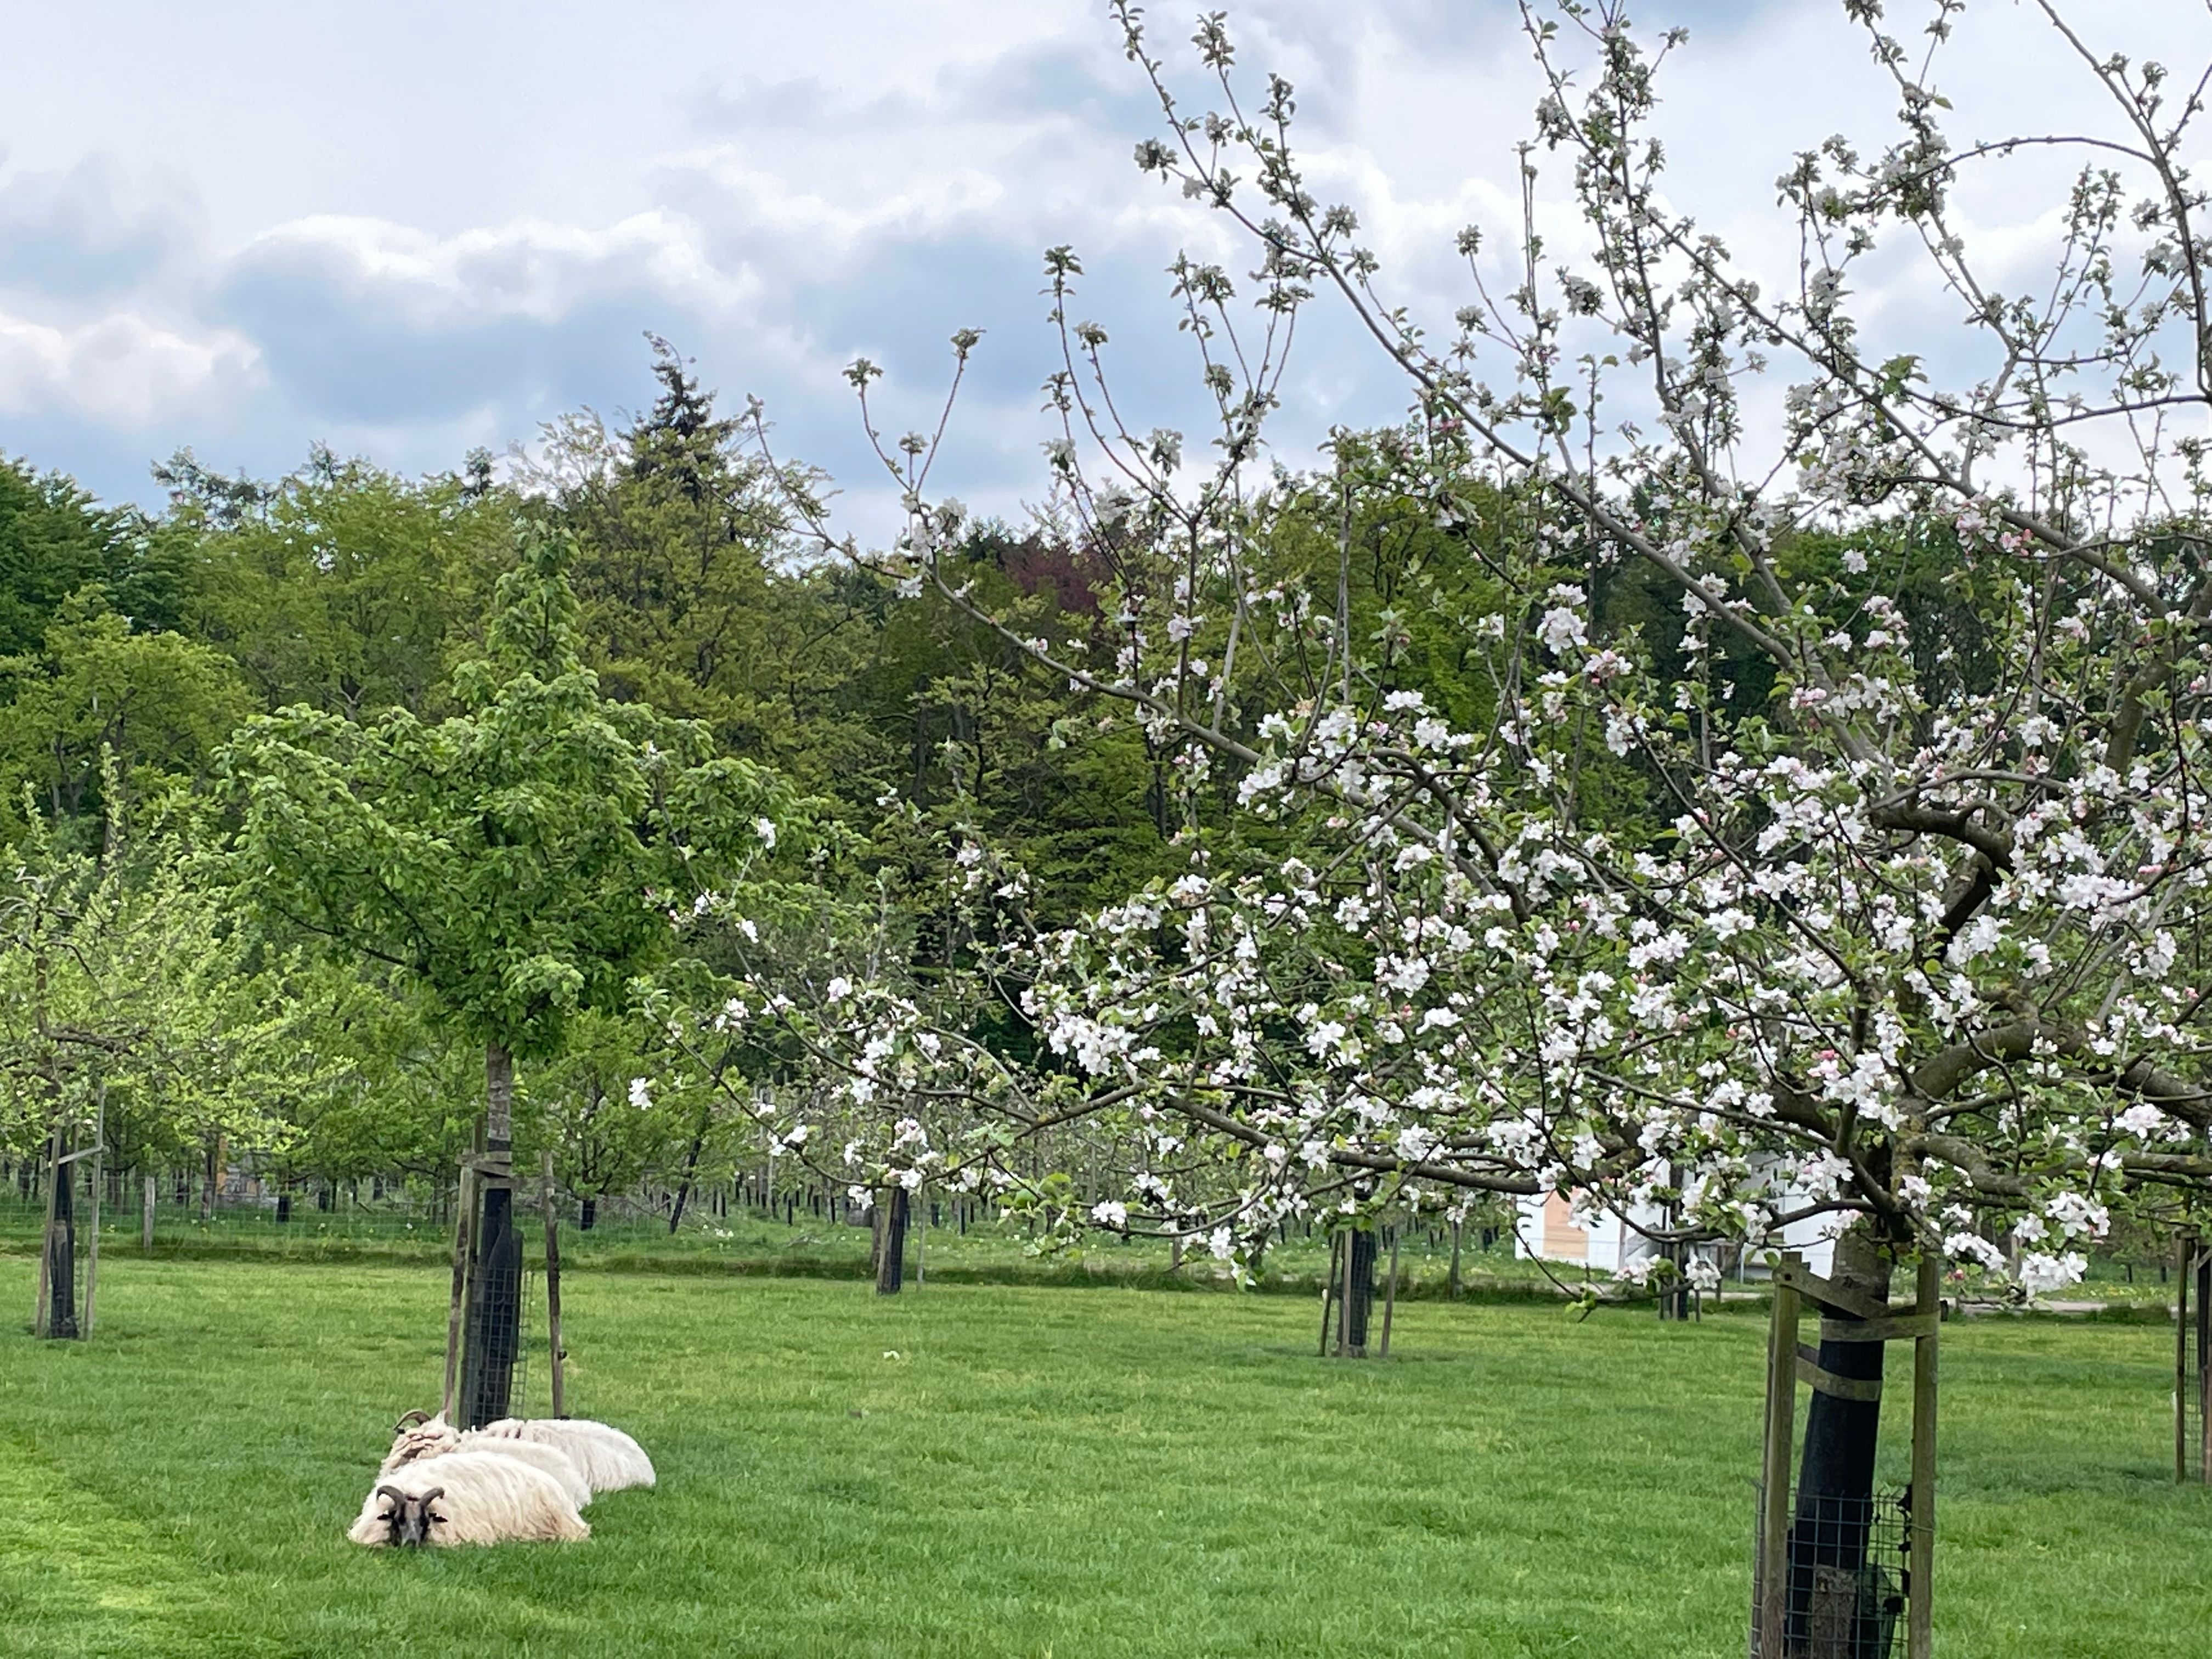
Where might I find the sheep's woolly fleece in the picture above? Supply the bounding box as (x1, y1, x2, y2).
(348, 1452, 589, 1547)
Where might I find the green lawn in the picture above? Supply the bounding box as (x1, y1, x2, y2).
(0, 1257, 2201, 1657)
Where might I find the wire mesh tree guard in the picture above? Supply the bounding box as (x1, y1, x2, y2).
(1752, 1251, 1940, 1659)
(444, 1148, 568, 1426)
(31, 1090, 105, 1342)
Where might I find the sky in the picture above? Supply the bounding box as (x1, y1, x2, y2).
(0, 0, 2202, 543)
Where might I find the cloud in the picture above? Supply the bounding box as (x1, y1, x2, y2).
(0, 0, 2200, 530)
(0, 307, 257, 426)
(0, 154, 196, 299)
(206, 210, 760, 426)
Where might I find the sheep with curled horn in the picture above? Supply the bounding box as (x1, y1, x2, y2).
(348, 1451, 588, 1547)
(381, 1412, 590, 1510)
(389, 1408, 655, 1496)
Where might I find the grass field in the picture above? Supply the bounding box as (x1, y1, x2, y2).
(1, 1256, 2203, 1657)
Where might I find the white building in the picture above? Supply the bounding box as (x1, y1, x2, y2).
(1515, 1187, 1837, 1280)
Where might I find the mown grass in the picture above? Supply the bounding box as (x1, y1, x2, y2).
(1, 1257, 2202, 1657)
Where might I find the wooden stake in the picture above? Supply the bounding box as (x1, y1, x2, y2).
(2180, 1235, 2193, 1484)
(1379, 1226, 1401, 1359)
(542, 1150, 565, 1419)
(914, 1178, 927, 1290)
(1758, 1252, 1801, 1656)
(2198, 1243, 2210, 1486)
(1319, 1233, 1342, 1357)
(141, 1173, 155, 1252)
(1906, 1251, 1939, 1659)
(443, 1162, 475, 1422)
(82, 1084, 104, 1339)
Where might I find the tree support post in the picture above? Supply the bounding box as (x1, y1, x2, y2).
(2181, 1234, 2194, 1483)
(1379, 1226, 1401, 1358)
(141, 1174, 156, 1252)
(443, 1160, 476, 1421)
(1757, 1251, 1940, 1659)
(460, 1043, 523, 1429)
(1319, 1232, 1343, 1357)
(82, 1083, 104, 1339)
(542, 1149, 565, 1419)
(1756, 1252, 1800, 1657)
(2198, 1239, 2211, 1486)
(1906, 1252, 1939, 1659)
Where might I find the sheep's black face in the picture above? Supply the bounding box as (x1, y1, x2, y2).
(376, 1486, 445, 1547)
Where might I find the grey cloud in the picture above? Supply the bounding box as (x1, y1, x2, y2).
(0, 155, 194, 298)
(692, 38, 1150, 138)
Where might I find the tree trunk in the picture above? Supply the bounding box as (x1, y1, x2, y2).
(579, 1195, 597, 1231)
(461, 1041, 522, 1429)
(668, 1114, 709, 1235)
(1449, 1218, 1464, 1299)
(200, 1135, 221, 1220)
(875, 1187, 910, 1295)
(1786, 1226, 1894, 1655)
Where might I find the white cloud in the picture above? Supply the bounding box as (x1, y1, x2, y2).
(0, 308, 257, 426)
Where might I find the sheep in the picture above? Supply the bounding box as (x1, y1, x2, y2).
(379, 1418, 591, 1511)
(388, 1409, 656, 1496)
(347, 1452, 588, 1547)
(476, 1417, 656, 1494)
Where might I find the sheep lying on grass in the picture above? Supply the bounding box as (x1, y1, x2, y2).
(379, 1420, 591, 1511)
(478, 1417, 656, 1494)
(390, 1409, 656, 1496)
(348, 1452, 589, 1547)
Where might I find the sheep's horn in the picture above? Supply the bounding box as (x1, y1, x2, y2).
(375, 1485, 408, 1504)
(393, 1409, 432, 1431)
(420, 1486, 445, 1506)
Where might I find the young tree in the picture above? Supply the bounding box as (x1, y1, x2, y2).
(221, 524, 794, 1422)
(0, 811, 287, 1336)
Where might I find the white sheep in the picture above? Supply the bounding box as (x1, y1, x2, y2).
(380, 1419, 591, 1511)
(388, 1409, 656, 1496)
(347, 1452, 588, 1547)
(476, 1417, 656, 1494)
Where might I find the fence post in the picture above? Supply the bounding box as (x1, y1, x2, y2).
(142, 1174, 156, 1252)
